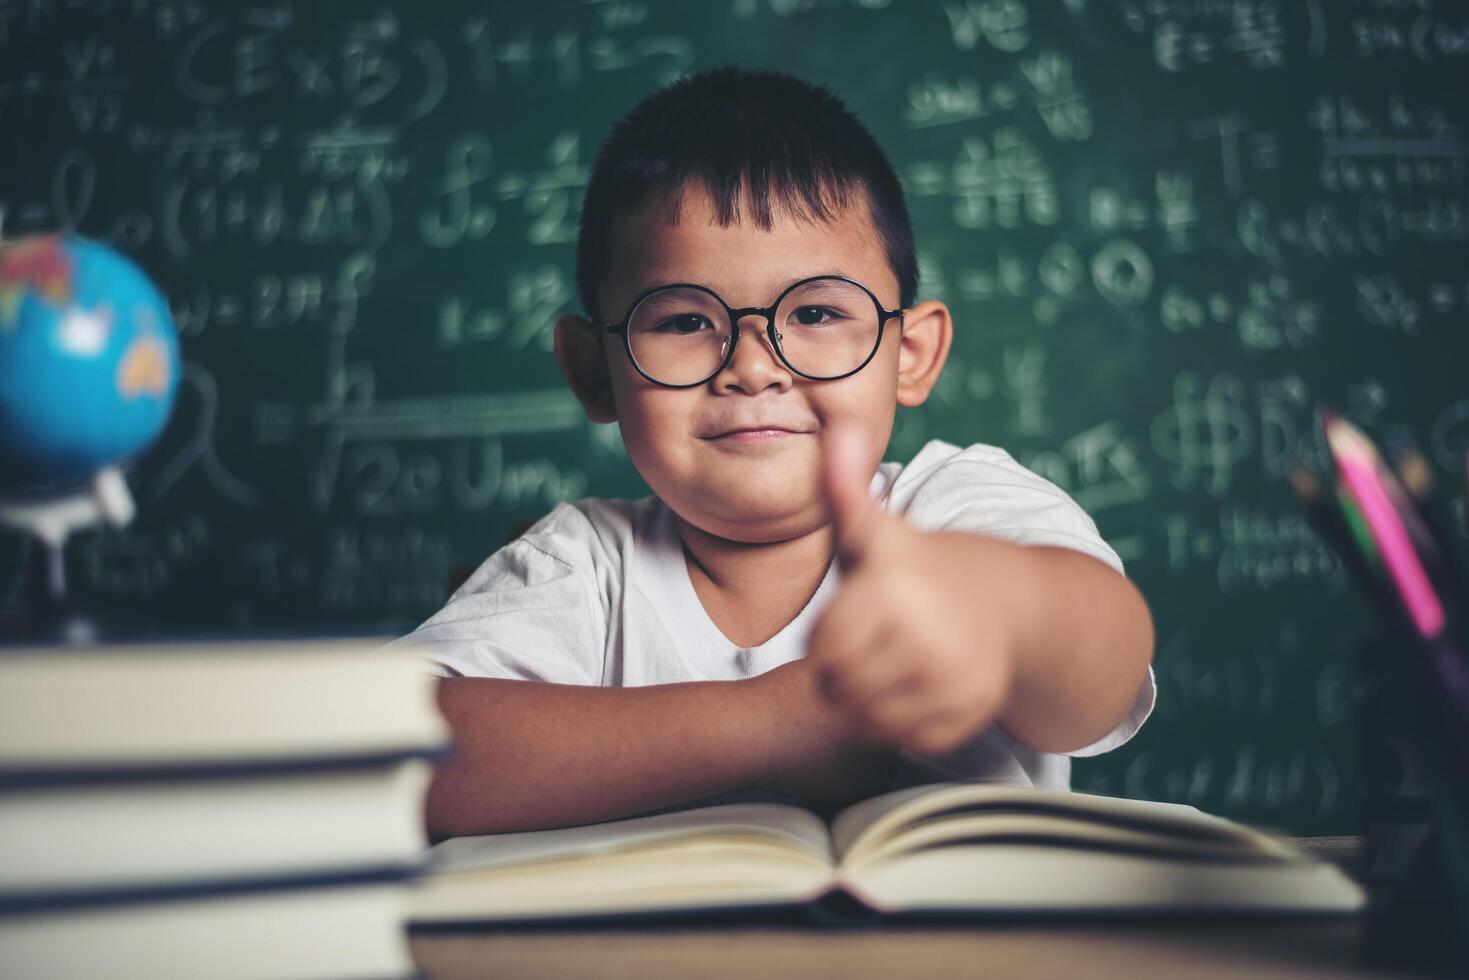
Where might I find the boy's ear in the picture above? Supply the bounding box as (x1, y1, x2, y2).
(554, 314, 618, 424)
(894, 299, 953, 408)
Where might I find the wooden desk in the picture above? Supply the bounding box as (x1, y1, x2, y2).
(409, 836, 1434, 980)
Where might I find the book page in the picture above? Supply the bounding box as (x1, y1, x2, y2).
(830, 783, 958, 859)
(839, 812, 1302, 873)
(843, 843, 1364, 916)
(428, 801, 835, 876)
(411, 835, 836, 923)
(830, 782, 1250, 865)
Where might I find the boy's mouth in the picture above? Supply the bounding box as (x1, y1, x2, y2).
(703, 421, 813, 441)
(709, 427, 806, 443)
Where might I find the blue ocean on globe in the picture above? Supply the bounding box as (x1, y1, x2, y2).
(0, 234, 180, 497)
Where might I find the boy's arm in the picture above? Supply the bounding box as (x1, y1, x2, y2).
(426, 659, 890, 840)
(808, 432, 1154, 761)
(992, 543, 1154, 755)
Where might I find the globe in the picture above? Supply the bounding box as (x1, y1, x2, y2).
(0, 234, 180, 499)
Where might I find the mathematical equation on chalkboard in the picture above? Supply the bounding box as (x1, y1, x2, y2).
(2, 0, 1466, 834)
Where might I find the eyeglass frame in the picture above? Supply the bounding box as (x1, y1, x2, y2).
(594, 274, 905, 389)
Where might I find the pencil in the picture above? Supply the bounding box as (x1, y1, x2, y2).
(1388, 448, 1445, 553)
(1324, 412, 1446, 641)
(1396, 447, 1434, 500)
(1289, 465, 1385, 608)
(1333, 481, 1381, 569)
(1392, 447, 1469, 605)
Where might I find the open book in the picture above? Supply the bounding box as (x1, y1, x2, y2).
(408, 782, 1365, 926)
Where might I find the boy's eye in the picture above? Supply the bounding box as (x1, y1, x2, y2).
(651, 313, 714, 334)
(788, 305, 843, 327)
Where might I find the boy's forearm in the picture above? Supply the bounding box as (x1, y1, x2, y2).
(994, 543, 1155, 754)
(426, 673, 784, 840)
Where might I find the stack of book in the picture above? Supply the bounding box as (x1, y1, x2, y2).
(0, 636, 447, 980)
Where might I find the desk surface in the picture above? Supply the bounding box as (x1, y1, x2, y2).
(409, 836, 1433, 980)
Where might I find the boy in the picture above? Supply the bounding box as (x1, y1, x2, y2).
(392, 68, 1156, 841)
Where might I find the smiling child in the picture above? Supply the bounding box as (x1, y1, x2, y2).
(391, 67, 1156, 840)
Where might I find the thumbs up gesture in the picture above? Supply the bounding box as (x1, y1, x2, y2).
(805, 427, 1021, 758)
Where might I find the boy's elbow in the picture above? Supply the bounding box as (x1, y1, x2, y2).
(422, 756, 521, 842)
(421, 677, 510, 841)
(422, 751, 478, 843)
(1118, 571, 1155, 672)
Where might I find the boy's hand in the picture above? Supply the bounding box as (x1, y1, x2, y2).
(805, 427, 1028, 758)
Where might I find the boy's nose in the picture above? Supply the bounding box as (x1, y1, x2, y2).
(713, 313, 792, 394)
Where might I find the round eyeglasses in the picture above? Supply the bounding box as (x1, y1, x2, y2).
(596, 275, 904, 388)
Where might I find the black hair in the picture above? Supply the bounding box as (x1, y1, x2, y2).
(575, 67, 918, 322)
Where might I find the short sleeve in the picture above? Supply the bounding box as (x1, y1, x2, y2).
(897, 442, 1124, 575)
(383, 504, 605, 686)
(1061, 663, 1156, 757)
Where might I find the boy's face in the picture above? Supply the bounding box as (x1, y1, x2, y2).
(557, 182, 950, 545)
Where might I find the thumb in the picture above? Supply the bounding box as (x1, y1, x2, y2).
(822, 425, 883, 570)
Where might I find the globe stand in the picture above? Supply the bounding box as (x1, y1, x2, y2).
(0, 467, 135, 644)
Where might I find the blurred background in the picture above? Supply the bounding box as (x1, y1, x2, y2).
(1, 0, 1466, 836)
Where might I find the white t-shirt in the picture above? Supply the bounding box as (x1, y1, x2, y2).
(388, 438, 1156, 792)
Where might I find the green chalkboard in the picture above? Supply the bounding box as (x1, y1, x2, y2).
(2, 0, 1467, 835)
